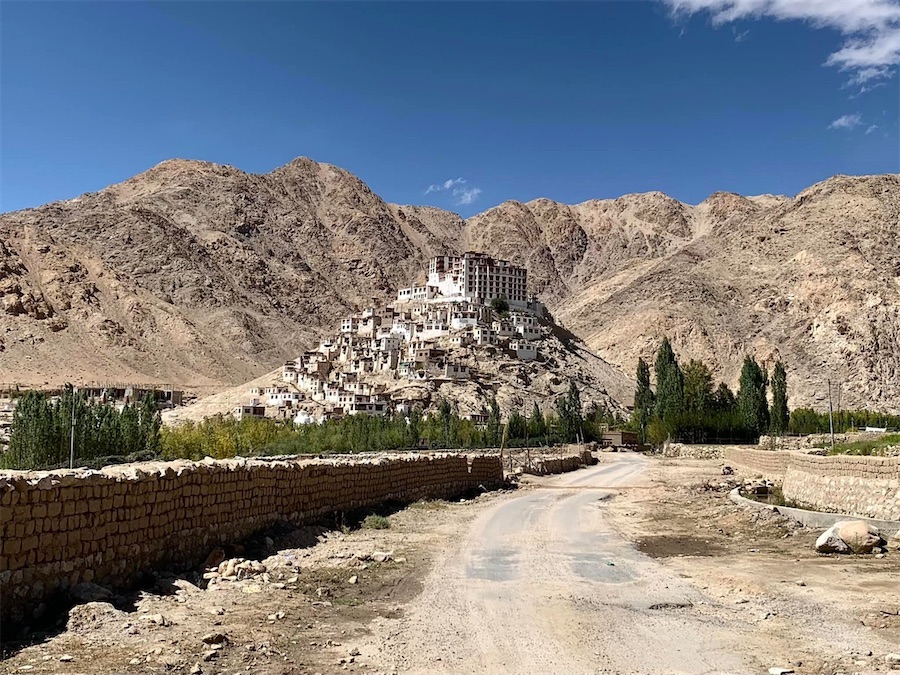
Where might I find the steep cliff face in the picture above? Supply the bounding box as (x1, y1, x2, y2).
(2, 159, 898, 412)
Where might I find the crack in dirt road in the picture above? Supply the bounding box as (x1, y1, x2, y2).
(368, 455, 756, 674)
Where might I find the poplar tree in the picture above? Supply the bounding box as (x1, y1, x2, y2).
(769, 361, 789, 435)
(737, 356, 769, 439)
(682, 359, 713, 414)
(487, 397, 501, 447)
(653, 337, 683, 429)
(632, 357, 654, 443)
(528, 402, 546, 439)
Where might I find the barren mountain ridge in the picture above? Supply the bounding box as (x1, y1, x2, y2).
(1, 158, 897, 412)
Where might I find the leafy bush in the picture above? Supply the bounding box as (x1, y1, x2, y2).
(362, 514, 391, 529)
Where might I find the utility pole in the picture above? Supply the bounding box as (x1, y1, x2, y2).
(69, 386, 77, 469)
(827, 379, 835, 453)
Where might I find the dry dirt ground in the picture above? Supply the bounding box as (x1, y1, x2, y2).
(2, 454, 899, 675)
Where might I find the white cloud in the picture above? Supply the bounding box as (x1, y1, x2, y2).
(425, 177, 466, 194)
(733, 27, 750, 42)
(865, 123, 880, 133)
(454, 187, 482, 205)
(663, 0, 900, 87)
(424, 177, 483, 206)
(828, 113, 863, 129)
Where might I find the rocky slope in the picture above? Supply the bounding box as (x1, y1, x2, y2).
(0, 159, 464, 391)
(2, 159, 898, 412)
(468, 175, 900, 412)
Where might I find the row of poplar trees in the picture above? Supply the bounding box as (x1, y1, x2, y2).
(2, 385, 162, 470)
(631, 337, 789, 445)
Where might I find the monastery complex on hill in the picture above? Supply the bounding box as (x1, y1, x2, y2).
(234, 253, 547, 423)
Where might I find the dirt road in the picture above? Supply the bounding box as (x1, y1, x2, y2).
(4, 453, 896, 675)
(369, 455, 760, 674)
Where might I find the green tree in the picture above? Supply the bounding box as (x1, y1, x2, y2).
(528, 402, 546, 439)
(490, 297, 509, 315)
(4, 391, 55, 469)
(438, 399, 454, 447)
(139, 394, 162, 454)
(712, 382, 737, 412)
(487, 397, 501, 447)
(507, 410, 527, 439)
(682, 359, 714, 415)
(769, 361, 789, 435)
(737, 356, 769, 439)
(407, 406, 423, 447)
(631, 357, 655, 444)
(554, 382, 583, 443)
(653, 337, 684, 435)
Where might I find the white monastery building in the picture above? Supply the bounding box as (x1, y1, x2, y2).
(397, 252, 536, 309)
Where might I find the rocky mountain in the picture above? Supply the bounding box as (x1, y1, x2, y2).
(0, 158, 464, 391)
(468, 175, 900, 413)
(2, 158, 898, 412)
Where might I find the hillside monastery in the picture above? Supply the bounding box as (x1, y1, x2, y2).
(234, 253, 546, 423)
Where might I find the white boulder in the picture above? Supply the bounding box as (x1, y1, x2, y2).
(834, 520, 881, 554)
(815, 527, 850, 554)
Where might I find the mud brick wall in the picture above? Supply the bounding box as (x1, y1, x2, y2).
(724, 447, 900, 521)
(0, 453, 503, 625)
(524, 452, 587, 476)
(782, 454, 900, 521)
(723, 447, 791, 479)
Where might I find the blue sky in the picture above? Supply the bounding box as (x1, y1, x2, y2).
(2, 1, 898, 216)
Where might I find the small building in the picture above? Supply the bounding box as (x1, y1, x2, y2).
(449, 334, 472, 348)
(599, 430, 640, 447)
(233, 404, 266, 421)
(510, 340, 537, 361)
(474, 327, 497, 346)
(443, 363, 470, 380)
(396, 285, 438, 303)
(340, 316, 362, 333)
(492, 320, 516, 337)
(516, 324, 541, 340)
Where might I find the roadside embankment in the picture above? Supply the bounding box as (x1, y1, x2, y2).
(723, 447, 900, 521)
(663, 443, 758, 459)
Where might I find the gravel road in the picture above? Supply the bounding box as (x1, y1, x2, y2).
(370, 454, 754, 674)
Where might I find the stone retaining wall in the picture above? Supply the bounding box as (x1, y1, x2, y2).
(723, 447, 900, 521)
(0, 453, 503, 625)
(663, 443, 730, 459)
(522, 449, 593, 476)
(723, 447, 791, 479)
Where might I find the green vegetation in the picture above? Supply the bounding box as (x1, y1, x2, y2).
(1, 385, 161, 470)
(737, 355, 769, 438)
(769, 361, 789, 435)
(490, 296, 509, 315)
(632, 358, 654, 444)
(823, 433, 900, 456)
(629, 338, 783, 445)
(788, 408, 900, 435)
(629, 337, 900, 446)
(361, 514, 391, 529)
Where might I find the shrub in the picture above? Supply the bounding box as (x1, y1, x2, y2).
(362, 514, 391, 530)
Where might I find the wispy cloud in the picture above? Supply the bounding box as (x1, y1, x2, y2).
(454, 187, 482, 205)
(865, 123, 880, 134)
(424, 177, 483, 206)
(828, 113, 863, 129)
(425, 177, 466, 195)
(663, 0, 900, 90)
(732, 26, 750, 42)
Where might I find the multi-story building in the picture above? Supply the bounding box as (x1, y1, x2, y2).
(427, 252, 528, 306)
